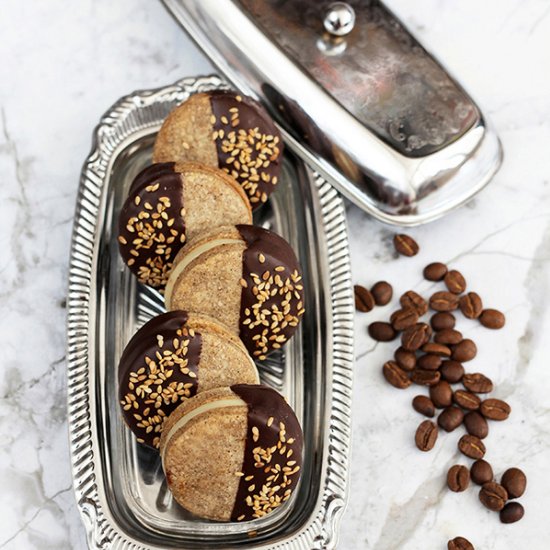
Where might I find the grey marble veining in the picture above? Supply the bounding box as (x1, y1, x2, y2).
(0, 0, 549, 548)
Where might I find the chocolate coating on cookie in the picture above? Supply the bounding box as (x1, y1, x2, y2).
(237, 225, 305, 360)
(118, 311, 201, 448)
(210, 90, 283, 206)
(118, 163, 186, 288)
(231, 384, 303, 521)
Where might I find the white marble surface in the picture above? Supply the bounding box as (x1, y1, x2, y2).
(0, 0, 549, 548)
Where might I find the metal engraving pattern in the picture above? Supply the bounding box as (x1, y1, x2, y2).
(67, 75, 354, 549)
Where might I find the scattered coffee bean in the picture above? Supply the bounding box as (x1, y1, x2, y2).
(500, 502, 525, 524)
(411, 369, 441, 386)
(451, 339, 477, 362)
(382, 361, 412, 389)
(479, 482, 508, 511)
(430, 291, 459, 312)
(471, 459, 493, 485)
(458, 434, 486, 459)
(430, 380, 453, 408)
(390, 308, 419, 331)
(444, 270, 467, 294)
(368, 322, 397, 342)
(400, 290, 428, 316)
(438, 406, 464, 432)
(480, 398, 511, 421)
(453, 390, 481, 411)
(479, 308, 506, 329)
(430, 311, 456, 331)
(501, 468, 527, 499)
(447, 465, 470, 492)
(354, 284, 375, 312)
(464, 411, 489, 439)
(371, 281, 393, 306)
(462, 373, 493, 394)
(417, 354, 442, 371)
(421, 342, 451, 357)
(434, 328, 463, 345)
(412, 395, 435, 417)
(394, 347, 416, 371)
(401, 323, 431, 351)
(459, 292, 483, 319)
(415, 420, 438, 451)
(440, 360, 465, 384)
(448, 537, 474, 550)
(393, 234, 419, 257)
(423, 262, 447, 281)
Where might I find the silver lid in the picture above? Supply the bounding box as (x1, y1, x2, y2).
(162, 0, 503, 225)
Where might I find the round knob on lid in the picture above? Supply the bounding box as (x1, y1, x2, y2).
(323, 2, 356, 37)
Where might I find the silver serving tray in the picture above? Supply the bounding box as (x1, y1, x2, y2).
(67, 75, 354, 549)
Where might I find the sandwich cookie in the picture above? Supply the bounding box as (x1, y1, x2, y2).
(118, 311, 259, 449)
(153, 90, 283, 208)
(160, 384, 303, 522)
(118, 162, 252, 289)
(164, 225, 305, 360)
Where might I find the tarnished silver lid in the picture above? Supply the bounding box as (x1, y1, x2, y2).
(162, 0, 503, 225)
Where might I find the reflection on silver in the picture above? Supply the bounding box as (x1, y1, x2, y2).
(323, 2, 356, 37)
(162, 0, 503, 225)
(67, 75, 354, 549)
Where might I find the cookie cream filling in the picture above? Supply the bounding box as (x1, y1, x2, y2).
(160, 397, 247, 467)
(164, 238, 243, 308)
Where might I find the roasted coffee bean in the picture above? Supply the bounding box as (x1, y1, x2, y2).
(371, 281, 393, 306)
(464, 411, 489, 439)
(429, 380, 453, 408)
(434, 328, 463, 345)
(368, 322, 397, 342)
(421, 342, 451, 357)
(412, 395, 435, 417)
(440, 360, 465, 384)
(438, 406, 464, 432)
(480, 398, 511, 421)
(400, 290, 428, 316)
(411, 369, 441, 386)
(390, 308, 419, 331)
(462, 373, 493, 394)
(417, 354, 442, 371)
(453, 390, 481, 411)
(415, 420, 438, 451)
(500, 502, 525, 524)
(501, 468, 527, 498)
(401, 323, 431, 351)
(430, 291, 459, 312)
(479, 308, 506, 329)
(451, 339, 477, 362)
(447, 465, 470, 492)
(458, 434, 486, 459)
(459, 292, 483, 319)
(448, 537, 474, 550)
(423, 262, 447, 281)
(444, 270, 467, 294)
(471, 459, 493, 485)
(354, 284, 375, 312)
(394, 234, 419, 256)
(382, 361, 411, 389)
(394, 347, 416, 371)
(430, 311, 456, 331)
(479, 482, 508, 511)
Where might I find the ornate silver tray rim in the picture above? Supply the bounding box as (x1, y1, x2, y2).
(66, 75, 354, 549)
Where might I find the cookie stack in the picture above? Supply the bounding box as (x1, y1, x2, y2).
(116, 90, 304, 523)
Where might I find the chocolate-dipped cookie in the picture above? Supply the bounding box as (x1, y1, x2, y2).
(153, 90, 283, 208)
(118, 311, 259, 449)
(160, 384, 303, 522)
(118, 162, 252, 289)
(164, 225, 305, 360)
